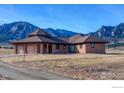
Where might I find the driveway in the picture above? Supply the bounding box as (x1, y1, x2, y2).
(0, 61, 71, 80)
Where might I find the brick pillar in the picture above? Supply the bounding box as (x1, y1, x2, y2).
(25, 44, 27, 54)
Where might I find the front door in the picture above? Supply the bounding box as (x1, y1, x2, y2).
(69, 45, 75, 53)
(48, 44, 52, 53)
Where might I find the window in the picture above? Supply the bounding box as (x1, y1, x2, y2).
(63, 44, 66, 49)
(80, 44, 82, 49)
(56, 44, 59, 49)
(44, 44, 47, 49)
(91, 43, 95, 48)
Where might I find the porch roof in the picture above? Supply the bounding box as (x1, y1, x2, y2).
(11, 36, 67, 44)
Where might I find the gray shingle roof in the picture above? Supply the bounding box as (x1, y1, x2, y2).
(12, 36, 67, 44)
(12, 29, 108, 44)
(29, 29, 51, 37)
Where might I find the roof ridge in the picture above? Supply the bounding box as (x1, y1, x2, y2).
(29, 29, 51, 37)
(83, 35, 92, 42)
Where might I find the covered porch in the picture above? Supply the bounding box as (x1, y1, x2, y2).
(14, 43, 69, 54)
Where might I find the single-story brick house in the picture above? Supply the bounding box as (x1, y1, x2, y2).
(11, 29, 108, 54)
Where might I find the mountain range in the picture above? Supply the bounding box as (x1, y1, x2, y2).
(93, 23, 124, 43)
(0, 21, 124, 46)
(0, 21, 77, 43)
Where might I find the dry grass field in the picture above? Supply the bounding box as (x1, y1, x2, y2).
(0, 53, 118, 63)
(0, 49, 122, 63)
(1, 48, 124, 79)
(0, 49, 14, 55)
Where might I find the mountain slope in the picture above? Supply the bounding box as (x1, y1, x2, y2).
(45, 28, 77, 37)
(0, 21, 77, 43)
(94, 23, 124, 43)
(0, 21, 39, 42)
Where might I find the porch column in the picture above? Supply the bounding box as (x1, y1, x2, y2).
(37, 43, 40, 54)
(24, 44, 27, 54)
(15, 45, 17, 54)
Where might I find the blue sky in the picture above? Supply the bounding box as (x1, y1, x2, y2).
(0, 4, 124, 33)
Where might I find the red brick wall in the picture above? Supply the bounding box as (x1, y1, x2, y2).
(27, 44, 35, 54)
(15, 43, 39, 54)
(51, 44, 69, 54)
(85, 43, 105, 53)
(75, 43, 105, 54)
(14, 43, 106, 54)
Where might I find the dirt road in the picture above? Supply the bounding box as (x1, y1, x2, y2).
(0, 61, 71, 80)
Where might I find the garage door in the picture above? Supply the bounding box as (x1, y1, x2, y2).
(17, 45, 24, 54)
(27, 45, 35, 54)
